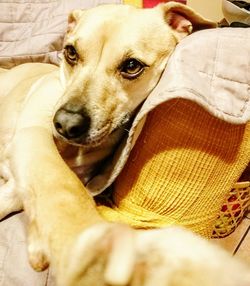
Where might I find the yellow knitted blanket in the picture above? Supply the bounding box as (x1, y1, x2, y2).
(98, 99, 250, 238)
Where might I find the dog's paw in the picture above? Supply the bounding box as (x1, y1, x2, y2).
(28, 247, 49, 272)
(27, 221, 49, 272)
(60, 223, 135, 286)
(59, 224, 250, 286)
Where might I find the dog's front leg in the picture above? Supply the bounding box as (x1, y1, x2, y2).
(10, 127, 106, 276)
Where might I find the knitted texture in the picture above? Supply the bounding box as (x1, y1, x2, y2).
(98, 99, 250, 238)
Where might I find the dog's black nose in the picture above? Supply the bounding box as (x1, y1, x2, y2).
(53, 107, 91, 140)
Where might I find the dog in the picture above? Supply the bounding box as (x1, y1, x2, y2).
(0, 2, 250, 286)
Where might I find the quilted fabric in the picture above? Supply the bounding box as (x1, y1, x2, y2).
(0, 0, 121, 68)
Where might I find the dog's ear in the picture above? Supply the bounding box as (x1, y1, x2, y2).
(67, 10, 85, 33)
(160, 2, 217, 41)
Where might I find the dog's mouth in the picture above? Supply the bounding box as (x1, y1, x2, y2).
(53, 123, 110, 148)
(53, 119, 130, 150)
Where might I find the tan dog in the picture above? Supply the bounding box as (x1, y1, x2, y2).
(0, 2, 250, 286)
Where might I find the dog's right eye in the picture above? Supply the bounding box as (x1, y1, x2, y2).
(64, 45, 78, 65)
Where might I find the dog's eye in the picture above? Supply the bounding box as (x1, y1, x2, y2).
(120, 58, 145, 79)
(64, 45, 78, 64)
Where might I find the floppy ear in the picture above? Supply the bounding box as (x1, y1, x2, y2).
(67, 9, 85, 34)
(160, 2, 217, 41)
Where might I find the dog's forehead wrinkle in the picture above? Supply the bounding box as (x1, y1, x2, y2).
(75, 38, 85, 56)
(73, 35, 110, 74)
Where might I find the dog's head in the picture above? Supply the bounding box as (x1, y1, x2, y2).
(53, 2, 216, 147)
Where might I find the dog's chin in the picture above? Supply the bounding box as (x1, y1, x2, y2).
(53, 132, 109, 149)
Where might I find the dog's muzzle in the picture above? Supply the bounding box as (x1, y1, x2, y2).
(53, 105, 91, 141)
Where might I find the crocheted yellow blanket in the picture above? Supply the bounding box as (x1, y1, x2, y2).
(98, 99, 250, 238)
